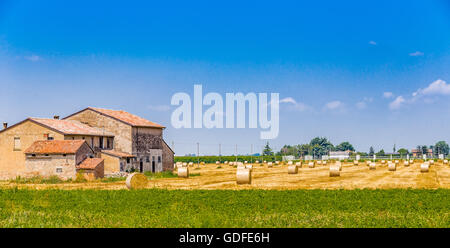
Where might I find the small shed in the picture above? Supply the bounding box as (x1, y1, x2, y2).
(76, 158, 105, 180)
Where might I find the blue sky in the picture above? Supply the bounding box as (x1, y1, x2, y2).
(0, 0, 450, 155)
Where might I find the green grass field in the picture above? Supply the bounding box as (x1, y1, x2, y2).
(0, 189, 449, 228)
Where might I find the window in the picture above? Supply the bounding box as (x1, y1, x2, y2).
(158, 156, 161, 163)
(13, 137, 21, 150)
(126, 158, 131, 164)
(120, 163, 124, 172)
(56, 168, 62, 173)
(146, 156, 150, 162)
(107, 138, 111, 149)
(99, 137, 104, 149)
(47, 136, 54, 141)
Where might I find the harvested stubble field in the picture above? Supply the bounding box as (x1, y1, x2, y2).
(1, 161, 450, 190)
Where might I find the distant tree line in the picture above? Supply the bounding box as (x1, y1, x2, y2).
(272, 138, 450, 158)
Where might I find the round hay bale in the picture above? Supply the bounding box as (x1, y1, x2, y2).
(245, 164, 253, 171)
(216, 161, 220, 165)
(125, 173, 148, 190)
(263, 160, 267, 163)
(224, 161, 229, 165)
(267, 162, 273, 167)
(200, 161, 205, 165)
(329, 166, 340, 177)
(275, 161, 280, 165)
(178, 167, 189, 178)
(287, 161, 293, 165)
(444, 160, 449, 164)
(420, 163, 429, 173)
(381, 160, 386, 164)
(317, 160, 322, 165)
(366, 161, 371, 165)
(369, 163, 376, 170)
(188, 162, 194, 167)
(322, 161, 327, 165)
(255, 160, 260, 164)
(182, 162, 188, 167)
(404, 161, 410, 167)
(236, 168, 251, 184)
(429, 160, 434, 165)
(395, 160, 399, 164)
(308, 162, 315, 168)
(410, 159, 414, 164)
(244, 161, 248, 164)
(353, 160, 358, 166)
(388, 163, 396, 171)
(288, 165, 298, 174)
(295, 161, 302, 167)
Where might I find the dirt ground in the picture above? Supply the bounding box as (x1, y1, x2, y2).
(1, 161, 450, 190)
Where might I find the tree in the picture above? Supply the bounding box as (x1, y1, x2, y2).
(398, 148, 409, 156)
(369, 147, 375, 156)
(263, 142, 274, 156)
(434, 141, 449, 156)
(336, 141, 355, 152)
(297, 144, 311, 158)
(376, 149, 385, 156)
(309, 137, 334, 157)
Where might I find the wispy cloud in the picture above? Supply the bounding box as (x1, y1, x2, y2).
(369, 41, 377, 46)
(24, 55, 41, 62)
(389, 96, 405, 110)
(324, 100, 343, 110)
(356, 97, 373, 110)
(148, 105, 171, 112)
(409, 51, 424, 57)
(388, 79, 449, 110)
(280, 97, 309, 112)
(383, 92, 394, 98)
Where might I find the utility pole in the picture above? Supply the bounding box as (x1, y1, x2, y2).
(251, 144, 253, 163)
(197, 142, 200, 167)
(235, 144, 238, 162)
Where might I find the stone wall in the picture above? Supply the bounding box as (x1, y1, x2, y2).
(65, 109, 133, 153)
(162, 140, 174, 171)
(25, 154, 77, 180)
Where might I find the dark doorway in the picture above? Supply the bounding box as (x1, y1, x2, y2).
(139, 161, 143, 172)
(152, 161, 155, 173)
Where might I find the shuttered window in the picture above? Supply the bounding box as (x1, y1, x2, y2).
(14, 137, 21, 150)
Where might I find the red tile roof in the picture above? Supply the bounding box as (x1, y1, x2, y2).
(77, 158, 104, 169)
(88, 107, 165, 128)
(102, 150, 135, 158)
(30, 118, 114, 136)
(24, 140, 87, 154)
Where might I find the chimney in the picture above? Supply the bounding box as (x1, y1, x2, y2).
(53, 115, 60, 120)
(3, 123, 7, 129)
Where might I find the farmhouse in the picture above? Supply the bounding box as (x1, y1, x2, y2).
(0, 107, 174, 179)
(64, 107, 174, 175)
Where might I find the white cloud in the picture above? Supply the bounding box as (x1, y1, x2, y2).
(324, 100, 343, 110)
(389, 96, 405, 110)
(383, 92, 394, 98)
(280, 97, 309, 112)
(148, 105, 171, 112)
(409, 51, 424, 57)
(369, 41, 377, 46)
(413, 79, 450, 96)
(24, 55, 41, 62)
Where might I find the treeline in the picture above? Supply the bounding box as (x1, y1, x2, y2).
(174, 155, 283, 163)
